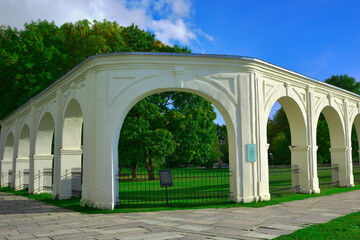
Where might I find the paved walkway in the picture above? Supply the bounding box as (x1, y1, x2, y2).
(1, 191, 360, 240)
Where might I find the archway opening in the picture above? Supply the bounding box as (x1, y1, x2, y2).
(316, 106, 346, 188)
(267, 97, 307, 195)
(61, 99, 83, 199)
(1, 132, 14, 187)
(116, 91, 231, 207)
(15, 124, 30, 190)
(351, 115, 360, 183)
(33, 112, 55, 194)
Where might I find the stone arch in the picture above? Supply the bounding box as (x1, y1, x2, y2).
(58, 98, 84, 199)
(265, 94, 309, 192)
(315, 104, 347, 186)
(35, 112, 55, 155)
(18, 124, 30, 158)
(32, 112, 55, 194)
(62, 99, 83, 149)
(109, 77, 238, 206)
(3, 132, 14, 160)
(1, 131, 14, 187)
(15, 124, 31, 190)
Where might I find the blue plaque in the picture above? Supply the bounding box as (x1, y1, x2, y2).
(247, 144, 256, 162)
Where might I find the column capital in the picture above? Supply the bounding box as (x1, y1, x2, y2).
(60, 149, 82, 155)
(33, 154, 53, 161)
(288, 145, 310, 152)
(329, 147, 348, 153)
(1, 160, 12, 164)
(16, 157, 30, 163)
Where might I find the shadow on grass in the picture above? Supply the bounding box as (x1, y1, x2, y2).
(1, 184, 360, 214)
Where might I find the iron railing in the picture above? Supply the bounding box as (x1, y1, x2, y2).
(71, 168, 82, 197)
(353, 166, 360, 182)
(23, 169, 29, 188)
(43, 168, 52, 192)
(117, 167, 231, 207)
(269, 165, 300, 194)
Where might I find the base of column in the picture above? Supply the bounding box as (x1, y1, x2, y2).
(80, 199, 114, 210)
(311, 188, 320, 194)
(58, 194, 73, 200)
(299, 189, 312, 194)
(232, 194, 271, 203)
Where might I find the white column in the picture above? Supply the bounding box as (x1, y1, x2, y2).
(289, 145, 311, 193)
(58, 149, 82, 199)
(343, 99, 355, 187)
(32, 154, 53, 193)
(307, 86, 320, 193)
(329, 147, 352, 187)
(14, 157, 30, 190)
(0, 160, 12, 187)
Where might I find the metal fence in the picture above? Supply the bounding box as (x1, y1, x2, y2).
(269, 165, 299, 194)
(117, 167, 231, 207)
(71, 168, 82, 197)
(23, 169, 29, 189)
(354, 166, 360, 182)
(8, 170, 12, 187)
(269, 165, 343, 195)
(43, 168, 52, 192)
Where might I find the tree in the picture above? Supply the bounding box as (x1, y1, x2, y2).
(118, 98, 176, 180)
(0, 20, 190, 119)
(162, 92, 221, 169)
(216, 124, 229, 164)
(267, 107, 291, 165)
(325, 74, 360, 94)
(119, 92, 222, 179)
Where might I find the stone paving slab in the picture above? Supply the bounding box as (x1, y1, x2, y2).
(1, 190, 360, 239)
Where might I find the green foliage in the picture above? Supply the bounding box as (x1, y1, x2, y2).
(325, 74, 360, 94)
(118, 97, 176, 179)
(216, 124, 229, 163)
(267, 108, 291, 165)
(316, 113, 331, 164)
(0, 20, 190, 119)
(118, 92, 222, 178)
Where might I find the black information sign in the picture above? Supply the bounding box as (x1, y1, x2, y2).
(159, 170, 173, 187)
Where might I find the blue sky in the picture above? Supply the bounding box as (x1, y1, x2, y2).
(1, 0, 359, 125)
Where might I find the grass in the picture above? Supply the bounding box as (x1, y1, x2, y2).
(1, 184, 360, 214)
(275, 211, 360, 239)
(118, 167, 230, 206)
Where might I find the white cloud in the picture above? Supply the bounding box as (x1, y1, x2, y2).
(0, 0, 212, 47)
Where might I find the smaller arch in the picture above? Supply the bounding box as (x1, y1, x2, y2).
(315, 105, 347, 187)
(318, 106, 345, 148)
(3, 132, 14, 160)
(35, 112, 55, 155)
(1, 131, 14, 187)
(266, 96, 309, 193)
(18, 124, 30, 158)
(62, 99, 83, 149)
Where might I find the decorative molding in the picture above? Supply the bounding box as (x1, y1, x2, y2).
(60, 149, 83, 155)
(33, 154, 54, 161)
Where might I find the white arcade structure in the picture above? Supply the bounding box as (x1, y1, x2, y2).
(0, 53, 358, 209)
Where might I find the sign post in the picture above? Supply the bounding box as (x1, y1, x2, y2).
(159, 170, 173, 206)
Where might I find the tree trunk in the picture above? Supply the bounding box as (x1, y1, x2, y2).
(145, 158, 155, 180)
(118, 164, 125, 176)
(132, 163, 138, 178)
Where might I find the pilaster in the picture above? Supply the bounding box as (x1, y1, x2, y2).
(306, 86, 320, 193)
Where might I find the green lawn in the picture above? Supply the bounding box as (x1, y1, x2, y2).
(1, 184, 360, 214)
(118, 167, 230, 207)
(276, 211, 360, 240)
